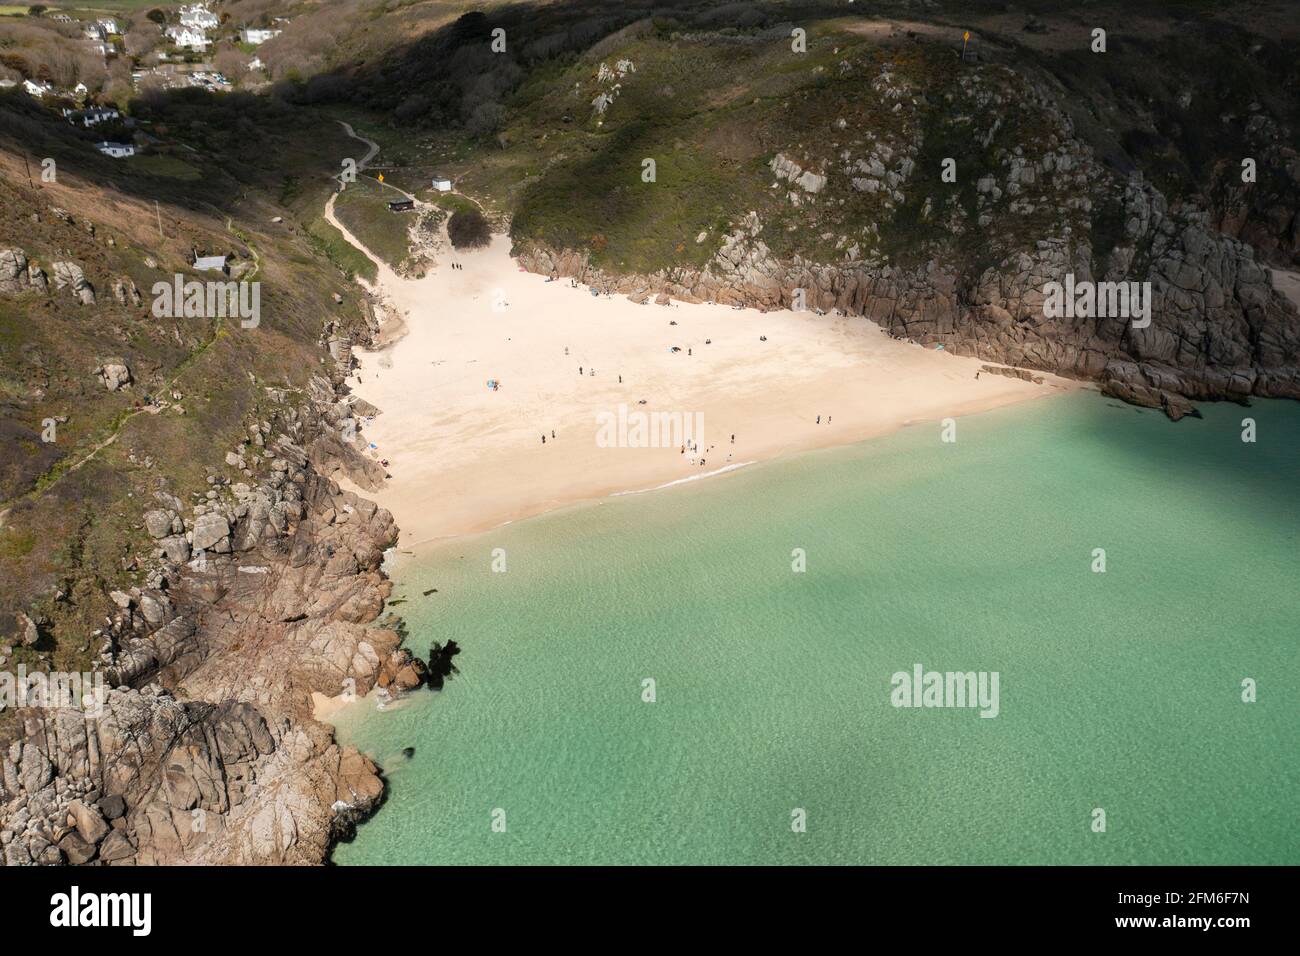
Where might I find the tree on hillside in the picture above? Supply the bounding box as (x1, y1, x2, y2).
(124, 24, 161, 58)
(28, 6, 47, 17)
(447, 208, 490, 250)
(146, 9, 166, 24)
(213, 45, 250, 80)
(0, 53, 30, 77)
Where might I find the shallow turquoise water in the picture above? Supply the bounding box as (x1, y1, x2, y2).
(332, 393, 1299, 865)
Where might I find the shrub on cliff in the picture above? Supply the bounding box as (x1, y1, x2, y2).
(447, 208, 491, 249)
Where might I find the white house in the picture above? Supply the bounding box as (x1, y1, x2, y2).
(23, 79, 55, 98)
(83, 24, 105, 41)
(240, 28, 282, 45)
(96, 142, 136, 158)
(248, 56, 265, 71)
(193, 255, 228, 274)
(97, 19, 120, 35)
(432, 176, 452, 192)
(165, 26, 210, 51)
(65, 107, 121, 127)
(180, 5, 220, 30)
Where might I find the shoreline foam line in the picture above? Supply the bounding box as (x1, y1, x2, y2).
(610, 460, 758, 497)
(324, 129, 1074, 546)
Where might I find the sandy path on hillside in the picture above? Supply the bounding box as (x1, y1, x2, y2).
(321, 205, 1076, 547)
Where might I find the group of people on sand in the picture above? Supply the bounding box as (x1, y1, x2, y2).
(541, 429, 556, 444)
(450, 262, 463, 270)
(679, 435, 740, 468)
(815, 415, 832, 425)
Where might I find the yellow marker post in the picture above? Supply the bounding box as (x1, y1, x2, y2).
(962, 30, 970, 57)
(378, 173, 385, 183)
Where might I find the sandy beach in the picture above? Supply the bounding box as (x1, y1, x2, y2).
(325, 200, 1077, 547)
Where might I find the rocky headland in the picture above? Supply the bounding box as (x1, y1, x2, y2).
(518, 189, 1300, 421)
(0, 332, 420, 865)
(516, 62, 1300, 422)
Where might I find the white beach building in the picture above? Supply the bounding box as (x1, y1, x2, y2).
(95, 142, 136, 159)
(432, 176, 453, 192)
(240, 28, 282, 45)
(193, 255, 229, 274)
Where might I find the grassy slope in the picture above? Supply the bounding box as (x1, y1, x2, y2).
(501, 18, 1294, 275)
(333, 175, 417, 272)
(0, 88, 372, 685)
(485, 22, 1077, 275)
(2, 0, 1296, 685)
(297, 1, 1294, 278)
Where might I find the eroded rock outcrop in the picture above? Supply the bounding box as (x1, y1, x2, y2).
(516, 55, 1299, 420)
(0, 248, 30, 294)
(96, 361, 132, 391)
(0, 376, 422, 866)
(0, 248, 48, 296)
(518, 186, 1299, 420)
(51, 261, 95, 305)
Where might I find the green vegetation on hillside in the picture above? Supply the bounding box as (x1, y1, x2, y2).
(332, 176, 416, 271)
(1, 0, 1297, 681)
(0, 87, 373, 673)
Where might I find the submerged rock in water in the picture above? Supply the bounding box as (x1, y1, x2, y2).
(426, 640, 461, 690)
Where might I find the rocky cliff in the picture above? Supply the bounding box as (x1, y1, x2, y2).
(0, 94, 427, 867)
(518, 188, 1300, 421)
(514, 52, 1300, 421)
(0, 374, 420, 865)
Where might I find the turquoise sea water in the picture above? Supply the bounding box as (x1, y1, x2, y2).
(332, 392, 1299, 865)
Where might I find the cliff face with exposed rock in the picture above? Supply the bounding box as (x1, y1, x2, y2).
(0, 128, 427, 866)
(507, 26, 1299, 421)
(0, 373, 421, 866)
(517, 188, 1300, 421)
(515, 60, 1300, 422)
